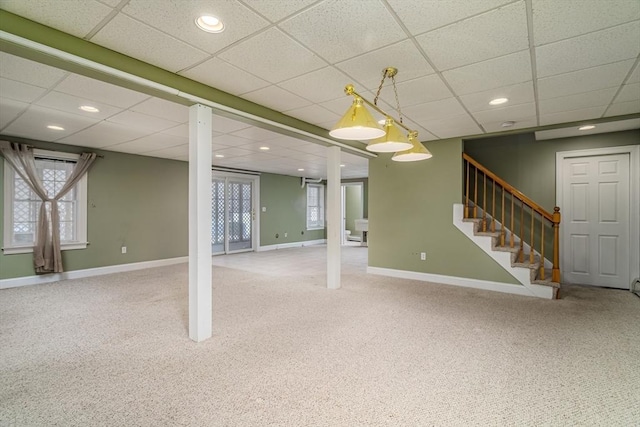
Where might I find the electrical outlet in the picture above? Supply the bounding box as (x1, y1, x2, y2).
(284, 232, 288, 238)
(121, 246, 127, 254)
(262, 206, 266, 212)
(420, 252, 426, 261)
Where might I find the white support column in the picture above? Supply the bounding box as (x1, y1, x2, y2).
(327, 146, 341, 289)
(188, 104, 212, 342)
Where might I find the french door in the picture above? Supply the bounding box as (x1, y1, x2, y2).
(211, 173, 258, 255)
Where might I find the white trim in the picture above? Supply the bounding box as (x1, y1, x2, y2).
(556, 145, 640, 289)
(0, 256, 188, 289)
(367, 266, 553, 299)
(257, 239, 326, 252)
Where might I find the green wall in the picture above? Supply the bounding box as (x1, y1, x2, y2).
(0, 139, 188, 280)
(259, 173, 325, 246)
(463, 129, 640, 212)
(342, 177, 369, 219)
(368, 138, 518, 284)
(345, 185, 364, 237)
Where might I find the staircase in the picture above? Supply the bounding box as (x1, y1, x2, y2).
(456, 154, 562, 299)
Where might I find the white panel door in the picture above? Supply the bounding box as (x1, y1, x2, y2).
(562, 154, 630, 288)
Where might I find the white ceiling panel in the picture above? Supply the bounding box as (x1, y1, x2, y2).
(35, 91, 122, 120)
(0, 0, 114, 38)
(57, 121, 150, 148)
(54, 74, 149, 109)
(4, 105, 99, 141)
(0, 52, 67, 88)
(386, 0, 512, 35)
(403, 97, 470, 123)
(605, 100, 640, 117)
(532, 0, 640, 46)
(211, 115, 251, 133)
(219, 28, 326, 83)
(107, 132, 188, 154)
(161, 123, 189, 138)
(0, 98, 28, 129)
(538, 88, 618, 115)
(615, 83, 640, 103)
(334, 39, 435, 89)
(421, 114, 483, 138)
(243, 0, 319, 22)
(417, 1, 528, 71)
(122, 0, 269, 55)
(318, 96, 353, 117)
(231, 126, 282, 141)
(107, 110, 181, 132)
(375, 74, 453, 108)
(284, 104, 340, 126)
(443, 50, 532, 95)
(537, 60, 635, 100)
(472, 102, 537, 124)
(628, 63, 640, 84)
(130, 97, 189, 123)
(459, 81, 534, 112)
(180, 58, 270, 96)
(91, 14, 209, 73)
(279, 0, 406, 63)
(539, 106, 606, 125)
(278, 67, 353, 104)
(0, 78, 47, 103)
(482, 118, 538, 133)
(536, 118, 640, 140)
(145, 143, 189, 159)
(242, 85, 312, 113)
(211, 134, 253, 148)
(535, 22, 640, 78)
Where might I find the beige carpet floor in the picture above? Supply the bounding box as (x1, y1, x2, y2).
(1, 246, 639, 426)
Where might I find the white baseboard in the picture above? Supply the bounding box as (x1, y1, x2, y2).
(367, 266, 548, 298)
(258, 239, 326, 252)
(0, 256, 188, 289)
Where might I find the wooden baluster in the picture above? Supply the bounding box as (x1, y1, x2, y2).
(519, 199, 524, 262)
(491, 179, 496, 232)
(540, 213, 546, 280)
(465, 160, 470, 218)
(473, 167, 478, 218)
(482, 173, 487, 231)
(510, 194, 515, 248)
(530, 206, 535, 264)
(500, 186, 505, 246)
(552, 207, 561, 283)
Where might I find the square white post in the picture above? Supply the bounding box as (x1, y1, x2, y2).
(189, 104, 212, 342)
(327, 146, 341, 289)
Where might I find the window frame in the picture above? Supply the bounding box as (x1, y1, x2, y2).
(306, 183, 325, 231)
(2, 149, 88, 255)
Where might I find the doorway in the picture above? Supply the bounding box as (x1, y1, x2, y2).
(212, 172, 260, 255)
(341, 182, 364, 245)
(557, 146, 639, 289)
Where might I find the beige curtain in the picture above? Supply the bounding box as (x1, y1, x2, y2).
(0, 141, 96, 273)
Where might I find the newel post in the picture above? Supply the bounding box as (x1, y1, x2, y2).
(552, 207, 561, 283)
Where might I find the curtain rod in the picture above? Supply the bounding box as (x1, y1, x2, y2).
(22, 143, 104, 159)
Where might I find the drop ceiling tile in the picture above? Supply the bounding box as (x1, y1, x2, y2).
(421, 114, 483, 138)
(211, 115, 251, 133)
(130, 97, 189, 122)
(215, 146, 256, 157)
(615, 83, 640, 103)
(211, 134, 253, 147)
(1, 0, 114, 38)
(628, 62, 640, 84)
(91, 14, 209, 73)
(162, 123, 189, 138)
(122, 0, 269, 55)
(539, 106, 606, 125)
(231, 126, 282, 141)
(107, 133, 189, 154)
(605, 100, 640, 116)
(539, 88, 618, 115)
(0, 98, 28, 129)
(535, 22, 640, 78)
(292, 143, 328, 155)
(443, 50, 532, 95)
(36, 91, 122, 120)
(58, 121, 149, 148)
(537, 60, 635, 100)
(482, 118, 538, 133)
(417, 1, 528, 71)
(283, 105, 340, 126)
(375, 74, 453, 109)
(145, 143, 189, 159)
(278, 67, 353, 104)
(472, 102, 537, 124)
(0, 52, 67, 88)
(98, 0, 121, 6)
(242, 85, 312, 112)
(532, 0, 640, 46)
(335, 39, 435, 89)
(386, 0, 511, 35)
(266, 135, 312, 149)
(233, 142, 289, 156)
(244, 0, 318, 22)
(181, 58, 270, 96)
(219, 28, 326, 83)
(4, 105, 99, 142)
(279, 0, 406, 63)
(459, 82, 534, 112)
(0, 78, 47, 103)
(399, 118, 439, 141)
(54, 74, 149, 108)
(316, 97, 353, 117)
(107, 110, 180, 132)
(403, 98, 468, 123)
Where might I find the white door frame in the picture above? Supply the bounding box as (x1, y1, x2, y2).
(341, 181, 364, 245)
(211, 170, 261, 254)
(556, 145, 640, 289)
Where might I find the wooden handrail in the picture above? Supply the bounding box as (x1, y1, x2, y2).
(463, 153, 554, 221)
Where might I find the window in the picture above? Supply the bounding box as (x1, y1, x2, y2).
(306, 184, 325, 230)
(3, 149, 88, 254)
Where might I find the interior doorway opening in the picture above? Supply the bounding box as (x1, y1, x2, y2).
(341, 182, 365, 246)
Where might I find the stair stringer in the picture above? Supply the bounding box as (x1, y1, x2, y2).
(452, 204, 554, 299)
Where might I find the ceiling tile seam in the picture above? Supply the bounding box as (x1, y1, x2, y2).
(525, 0, 541, 127)
(437, 47, 531, 74)
(84, 0, 130, 40)
(533, 18, 640, 48)
(237, 0, 325, 26)
(602, 54, 640, 117)
(536, 58, 637, 82)
(539, 84, 632, 103)
(134, 142, 188, 154)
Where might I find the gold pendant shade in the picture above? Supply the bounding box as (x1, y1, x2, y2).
(329, 97, 385, 140)
(392, 132, 433, 162)
(366, 117, 412, 153)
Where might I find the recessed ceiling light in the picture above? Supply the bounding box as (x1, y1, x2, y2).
(79, 105, 99, 113)
(215, 154, 224, 158)
(298, 168, 305, 171)
(340, 164, 346, 167)
(195, 15, 225, 33)
(489, 97, 508, 106)
(578, 125, 596, 131)
(259, 146, 270, 150)
(501, 121, 516, 128)
(47, 125, 65, 131)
